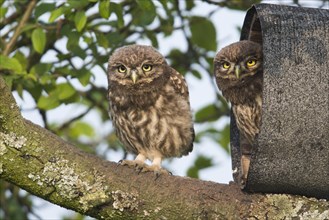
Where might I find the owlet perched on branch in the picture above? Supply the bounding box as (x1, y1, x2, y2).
(107, 45, 194, 175)
(214, 40, 263, 184)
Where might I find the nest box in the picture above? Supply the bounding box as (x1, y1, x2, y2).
(230, 4, 329, 199)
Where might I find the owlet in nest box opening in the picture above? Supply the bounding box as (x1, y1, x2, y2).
(214, 40, 263, 184)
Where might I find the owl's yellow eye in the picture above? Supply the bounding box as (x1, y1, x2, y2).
(118, 65, 126, 73)
(246, 59, 257, 67)
(142, 64, 152, 72)
(222, 62, 230, 69)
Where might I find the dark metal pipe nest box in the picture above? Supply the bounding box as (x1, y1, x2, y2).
(230, 3, 329, 199)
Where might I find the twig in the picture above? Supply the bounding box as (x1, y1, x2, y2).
(2, 0, 37, 56)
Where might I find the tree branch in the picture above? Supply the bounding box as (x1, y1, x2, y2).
(0, 75, 328, 219)
(2, 0, 37, 56)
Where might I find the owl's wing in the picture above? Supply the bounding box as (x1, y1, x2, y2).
(169, 67, 195, 147)
(169, 67, 189, 97)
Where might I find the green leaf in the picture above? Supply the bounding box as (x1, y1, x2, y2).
(66, 31, 80, 51)
(160, 17, 174, 36)
(37, 94, 60, 110)
(195, 104, 221, 123)
(107, 32, 124, 46)
(96, 33, 109, 48)
(69, 121, 95, 138)
(110, 2, 123, 27)
(71, 46, 87, 59)
(49, 7, 64, 22)
(16, 83, 24, 98)
(167, 49, 189, 75)
(185, 0, 195, 10)
(34, 3, 55, 18)
(40, 75, 54, 85)
(54, 66, 71, 76)
(133, 0, 156, 26)
(74, 11, 87, 32)
(30, 63, 52, 77)
(20, 24, 36, 34)
(0, 6, 8, 19)
(186, 156, 213, 178)
(56, 83, 76, 100)
(186, 166, 199, 179)
(136, 0, 154, 10)
(190, 16, 217, 51)
(32, 28, 46, 54)
(68, 0, 90, 9)
(77, 69, 92, 86)
(158, 0, 169, 11)
(14, 51, 27, 71)
(99, 0, 111, 19)
(145, 31, 158, 48)
(37, 83, 75, 110)
(83, 35, 93, 44)
(24, 73, 37, 82)
(195, 155, 213, 169)
(191, 70, 202, 79)
(26, 83, 43, 101)
(218, 124, 230, 153)
(0, 55, 22, 73)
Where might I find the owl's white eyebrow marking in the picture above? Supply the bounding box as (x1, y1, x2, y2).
(142, 60, 153, 65)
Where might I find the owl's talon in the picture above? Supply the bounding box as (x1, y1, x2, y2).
(154, 167, 171, 177)
(135, 165, 145, 174)
(136, 164, 171, 178)
(154, 169, 171, 180)
(154, 171, 161, 181)
(118, 159, 142, 168)
(117, 159, 125, 168)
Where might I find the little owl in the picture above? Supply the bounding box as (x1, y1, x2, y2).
(214, 40, 263, 184)
(107, 45, 194, 175)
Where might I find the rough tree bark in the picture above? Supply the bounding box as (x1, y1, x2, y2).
(1, 77, 329, 219)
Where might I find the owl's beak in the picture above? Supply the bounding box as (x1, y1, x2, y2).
(131, 69, 138, 84)
(235, 65, 241, 79)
